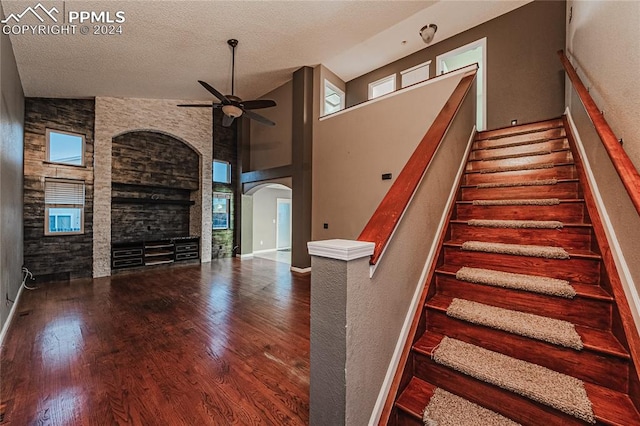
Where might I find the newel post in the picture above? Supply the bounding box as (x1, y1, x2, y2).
(307, 239, 375, 425)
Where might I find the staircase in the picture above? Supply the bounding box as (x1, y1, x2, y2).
(389, 118, 640, 425)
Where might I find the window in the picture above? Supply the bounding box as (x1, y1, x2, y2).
(212, 192, 231, 230)
(401, 61, 431, 88)
(213, 160, 231, 183)
(323, 79, 345, 115)
(368, 74, 396, 100)
(46, 129, 84, 166)
(45, 179, 85, 235)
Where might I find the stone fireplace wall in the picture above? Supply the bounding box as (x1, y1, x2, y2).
(94, 97, 212, 277)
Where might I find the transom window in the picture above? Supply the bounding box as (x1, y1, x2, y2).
(401, 61, 431, 88)
(44, 179, 85, 235)
(46, 129, 85, 166)
(212, 192, 231, 230)
(213, 160, 231, 183)
(368, 74, 396, 100)
(324, 79, 345, 116)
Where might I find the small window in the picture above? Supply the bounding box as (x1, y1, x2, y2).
(213, 160, 231, 183)
(401, 61, 431, 88)
(45, 179, 85, 235)
(368, 74, 396, 100)
(212, 192, 231, 230)
(46, 129, 84, 166)
(324, 79, 345, 115)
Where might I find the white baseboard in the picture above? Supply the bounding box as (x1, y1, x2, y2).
(368, 126, 477, 425)
(0, 283, 25, 347)
(565, 109, 640, 331)
(253, 248, 278, 254)
(290, 266, 311, 274)
(236, 253, 254, 260)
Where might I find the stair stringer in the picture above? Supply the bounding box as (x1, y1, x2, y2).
(563, 114, 640, 412)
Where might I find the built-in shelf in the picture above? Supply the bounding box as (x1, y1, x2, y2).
(111, 237, 200, 271)
(111, 197, 194, 206)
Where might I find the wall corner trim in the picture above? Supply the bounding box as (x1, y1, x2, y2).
(307, 239, 374, 261)
(0, 283, 25, 347)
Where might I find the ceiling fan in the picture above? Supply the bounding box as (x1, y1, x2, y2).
(178, 39, 277, 127)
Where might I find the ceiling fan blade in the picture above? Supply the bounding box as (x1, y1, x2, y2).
(198, 80, 231, 104)
(240, 99, 277, 110)
(243, 109, 275, 126)
(222, 114, 235, 127)
(177, 104, 213, 108)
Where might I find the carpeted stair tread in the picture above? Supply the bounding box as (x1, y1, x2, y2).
(424, 298, 630, 359)
(477, 163, 555, 174)
(455, 266, 575, 298)
(474, 149, 554, 162)
(435, 266, 611, 300)
(431, 337, 596, 423)
(461, 241, 570, 259)
(474, 136, 566, 151)
(475, 178, 558, 188)
(423, 387, 521, 426)
(446, 298, 583, 349)
(471, 198, 560, 206)
(467, 219, 564, 229)
(444, 241, 601, 260)
(411, 332, 639, 425)
(451, 219, 591, 228)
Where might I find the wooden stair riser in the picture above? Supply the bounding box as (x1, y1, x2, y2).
(461, 180, 580, 201)
(474, 128, 566, 149)
(435, 275, 612, 329)
(470, 139, 569, 160)
(455, 202, 587, 222)
(449, 223, 593, 251)
(476, 118, 564, 140)
(467, 151, 573, 172)
(411, 353, 585, 426)
(442, 248, 601, 285)
(464, 165, 577, 186)
(423, 311, 629, 392)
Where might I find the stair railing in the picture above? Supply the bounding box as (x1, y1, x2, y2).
(357, 67, 478, 267)
(558, 50, 640, 215)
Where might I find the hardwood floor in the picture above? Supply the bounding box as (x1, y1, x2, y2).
(0, 258, 310, 425)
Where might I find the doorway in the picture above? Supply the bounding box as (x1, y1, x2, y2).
(436, 37, 487, 130)
(276, 198, 292, 251)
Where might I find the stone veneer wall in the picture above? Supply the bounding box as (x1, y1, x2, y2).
(211, 109, 237, 258)
(23, 98, 95, 280)
(93, 98, 212, 277)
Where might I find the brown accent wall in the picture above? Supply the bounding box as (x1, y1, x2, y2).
(23, 98, 95, 281)
(249, 81, 293, 171)
(345, 0, 566, 130)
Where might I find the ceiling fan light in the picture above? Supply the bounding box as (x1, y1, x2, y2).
(222, 104, 243, 118)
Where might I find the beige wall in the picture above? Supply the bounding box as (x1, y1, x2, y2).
(346, 0, 566, 130)
(566, 0, 640, 170)
(313, 70, 466, 241)
(0, 3, 25, 334)
(249, 81, 293, 171)
(252, 186, 292, 252)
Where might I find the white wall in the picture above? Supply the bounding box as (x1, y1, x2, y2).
(0, 2, 25, 336)
(566, 0, 640, 170)
(252, 186, 292, 252)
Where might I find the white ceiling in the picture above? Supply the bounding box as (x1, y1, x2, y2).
(2, 0, 530, 101)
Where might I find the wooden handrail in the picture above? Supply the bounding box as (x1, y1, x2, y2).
(357, 69, 477, 265)
(558, 50, 640, 214)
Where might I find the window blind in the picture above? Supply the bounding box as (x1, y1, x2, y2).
(45, 180, 85, 205)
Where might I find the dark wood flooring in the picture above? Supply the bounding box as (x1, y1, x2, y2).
(0, 258, 310, 425)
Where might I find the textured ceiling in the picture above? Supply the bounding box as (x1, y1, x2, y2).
(2, 0, 529, 101)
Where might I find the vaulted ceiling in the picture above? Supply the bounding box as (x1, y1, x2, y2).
(2, 0, 530, 101)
